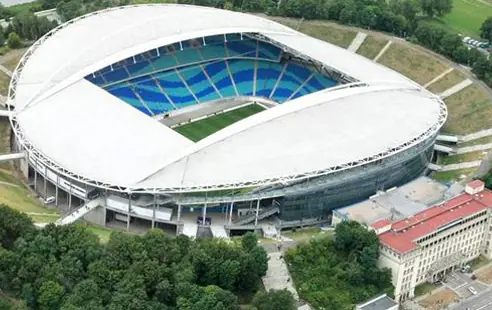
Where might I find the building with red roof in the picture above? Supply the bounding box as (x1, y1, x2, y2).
(375, 180, 492, 302)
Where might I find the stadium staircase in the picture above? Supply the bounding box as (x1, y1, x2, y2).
(234, 206, 279, 225)
(181, 223, 198, 239)
(56, 197, 104, 225)
(210, 225, 230, 240)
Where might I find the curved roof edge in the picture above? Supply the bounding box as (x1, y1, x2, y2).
(8, 4, 296, 111)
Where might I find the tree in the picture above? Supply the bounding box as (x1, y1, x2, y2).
(480, 17, 492, 42)
(241, 0, 266, 12)
(241, 232, 258, 252)
(0, 205, 34, 249)
(419, 0, 452, 17)
(38, 281, 64, 310)
(252, 289, 296, 310)
(7, 33, 21, 49)
(0, 209, 266, 309)
(439, 32, 462, 57)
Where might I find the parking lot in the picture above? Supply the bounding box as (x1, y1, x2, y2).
(450, 288, 492, 310)
(446, 271, 488, 299)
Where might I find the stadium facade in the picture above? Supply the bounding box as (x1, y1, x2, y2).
(7, 4, 447, 235)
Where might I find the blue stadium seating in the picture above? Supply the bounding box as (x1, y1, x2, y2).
(228, 59, 255, 96)
(255, 61, 284, 98)
(86, 33, 339, 115)
(180, 66, 221, 103)
(107, 84, 152, 115)
(154, 70, 197, 109)
(204, 61, 237, 98)
(258, 41, 281, 60)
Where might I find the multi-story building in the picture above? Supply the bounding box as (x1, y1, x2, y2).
(372, 180, 492, 302)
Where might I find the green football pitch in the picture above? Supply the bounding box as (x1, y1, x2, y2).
(174, 104, 266, 142)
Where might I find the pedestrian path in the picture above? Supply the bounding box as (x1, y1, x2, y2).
(456, 143, 492, 155)
(461, 128, 492, 143)
(347, 32, 367, 53)
(373, 40, 392, 62)
(439, 79, 473, 99)
(0, 65, 12, 77)
(428, 161, 482, 171)
(262, 251, 299, 300)
(424, 68, 454, 88)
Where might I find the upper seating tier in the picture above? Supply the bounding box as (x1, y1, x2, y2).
(85, 33, 337, 116)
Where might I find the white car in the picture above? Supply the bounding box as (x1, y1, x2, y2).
(44, 196, 56, 204)
(468, 286, 477, 295)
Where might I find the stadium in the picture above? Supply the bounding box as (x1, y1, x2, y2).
(7, 4, 447, 237)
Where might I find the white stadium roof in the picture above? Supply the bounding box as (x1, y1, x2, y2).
(9, 4, 447, 193)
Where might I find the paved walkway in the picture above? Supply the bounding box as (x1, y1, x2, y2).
(373, 40, 392, 62)
(262, 251, 299, 300)
(0, 180, 18, 187)
(347, 32, 367, 53)
(0, 65, 12, 78)
(461, 128, 492, 143)
(456, 143, 492, 154)
(429, 161, 482, 171)
(439, 79, 473, 99)
(424, 68, 454, 88)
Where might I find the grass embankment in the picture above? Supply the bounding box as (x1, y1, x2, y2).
(356, 35, 388, 59)
(427, 70, 467, 94)
(85, 225, 123, 244)
(1, 48, 28, 72)
(0, 71, 10, 96)
(442, 84, 492, 135)
(267, 16, 358, 48)
(431, 168, 477, 183)
(0, 119, 59, 223)
(377, 42, 449, 85)
(461, 136, 492, 147)
(440, 151, 487, 165)
(282, 227, 333, 243)
(174, 104, 265, 141)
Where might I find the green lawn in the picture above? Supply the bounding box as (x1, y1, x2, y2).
(438, 0, 492, 38)
(174, 104, 265, 141)
(414, 282, 438, 297)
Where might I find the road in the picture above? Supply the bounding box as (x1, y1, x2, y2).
(451, 288, 492, 310)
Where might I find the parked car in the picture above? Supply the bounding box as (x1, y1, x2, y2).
(468, 286, 477, 295)
(44, 196, 55, 204)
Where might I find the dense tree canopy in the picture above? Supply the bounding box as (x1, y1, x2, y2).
(419, 0, 453, 17)
(0, 206, 268, 310)
(285, 221, 393, 310)
(481, 17, 492, 42)
(251, 289, 296, 310)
